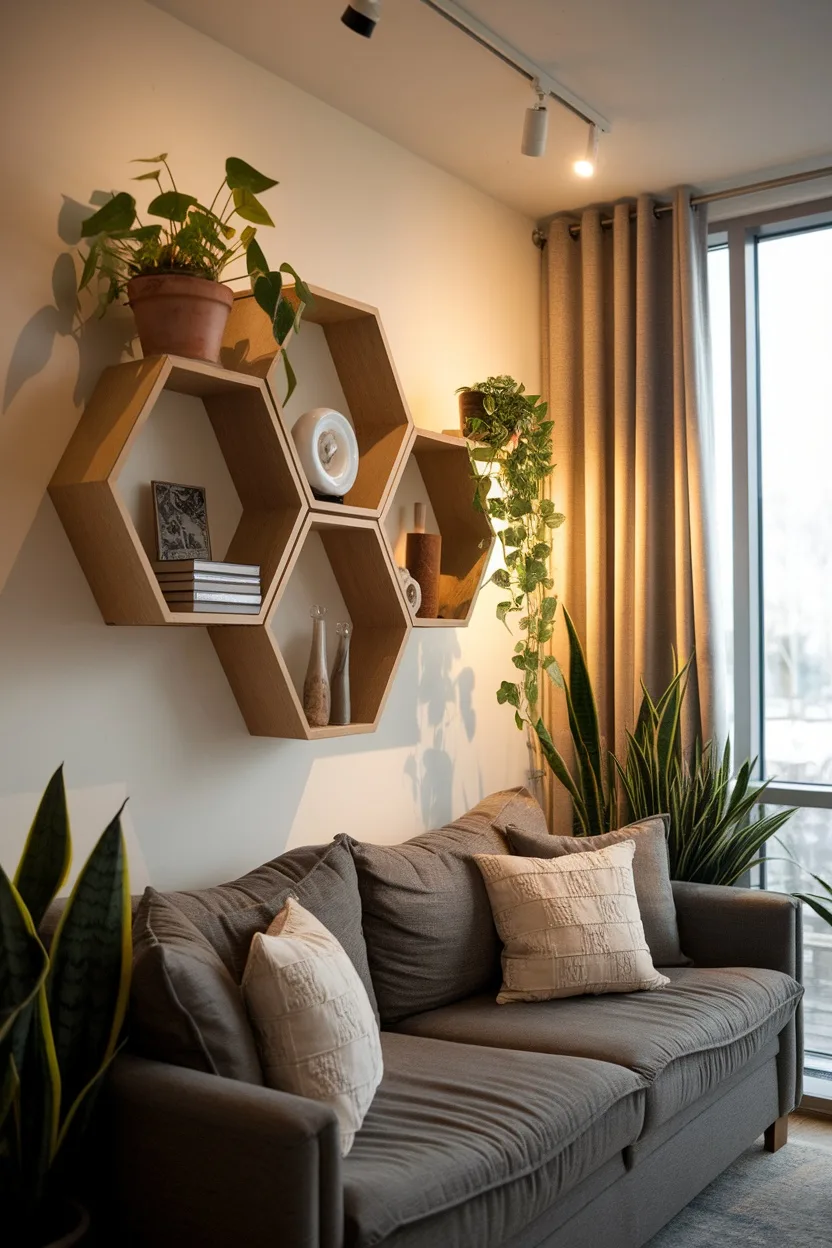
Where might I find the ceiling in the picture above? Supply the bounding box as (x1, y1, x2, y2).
(150, 0, 832, 220)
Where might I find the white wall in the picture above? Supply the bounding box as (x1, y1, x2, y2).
(0, 0, 540, 889)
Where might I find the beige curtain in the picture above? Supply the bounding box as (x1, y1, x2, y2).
(540, 188, 724, 828)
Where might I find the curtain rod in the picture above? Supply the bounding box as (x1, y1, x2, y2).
(532, 163, 832, 248)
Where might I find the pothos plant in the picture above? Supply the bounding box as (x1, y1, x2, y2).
(461, 376, 565, 724)
(77, 154, 311, 398)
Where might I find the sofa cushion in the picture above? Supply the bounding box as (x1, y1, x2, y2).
(392, 966, 802, 1134)
(475, 841, 670, 1002)
(343, 1031, 645, 1248)
(505, 815, 689, 967)
(351, 788, 544, 1025)
(166, 835, 378, 1017)
(131, 888, 264, 1084)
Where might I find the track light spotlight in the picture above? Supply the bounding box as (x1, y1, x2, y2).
(573, 124, 600, 177)
(521, 81, 549, 158)
(341, 0, 381, 38)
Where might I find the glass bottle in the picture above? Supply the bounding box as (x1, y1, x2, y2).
(303, 605, 330, 728)
(329, 622, 352, 726)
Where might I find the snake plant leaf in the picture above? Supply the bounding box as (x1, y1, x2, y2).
(562, 608, 604, 793)
(13, 765, 71, 931)
(147, 191, 197, 223)
(225, 157, 278, 194)
(534, 719, 589, 835)
(0, 868, 48, 1071)
(47, 808, 131, 1128)
(232, 188, 274, 227)
(80, 193, 136, 239)
(15, 987, 61, 1204)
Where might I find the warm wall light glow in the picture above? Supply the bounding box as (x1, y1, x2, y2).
(573, 124, 599, 178)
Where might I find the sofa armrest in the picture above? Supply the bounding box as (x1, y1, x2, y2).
(672, 882, 804, 1115)
(102, 1054, 343, 1248)
(671, 881, 801, 977)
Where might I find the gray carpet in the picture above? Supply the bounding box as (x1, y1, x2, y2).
(648, 1142, 830, 1245)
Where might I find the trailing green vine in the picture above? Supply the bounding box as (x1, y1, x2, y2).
(460, 375, 565, 725)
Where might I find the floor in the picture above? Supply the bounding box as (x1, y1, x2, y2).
(790, 1109, 832, 1151)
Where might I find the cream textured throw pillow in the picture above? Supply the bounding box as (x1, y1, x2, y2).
(475, 840, 670, 1003)
(242, 897, 383, 1155)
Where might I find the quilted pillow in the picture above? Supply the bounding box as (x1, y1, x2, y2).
(475, 841, 670, 1003)
(243, 898, 383, 1156)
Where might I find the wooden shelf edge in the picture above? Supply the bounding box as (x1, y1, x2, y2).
(413, 617, 471, 628)
(306, 723, 377, 740)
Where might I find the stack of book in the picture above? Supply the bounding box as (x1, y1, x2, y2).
(154, 560, 262, 615)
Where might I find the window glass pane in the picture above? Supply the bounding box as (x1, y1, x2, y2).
(707, 245, 734, 744)
(764, 805, 832, 1064)
(758, 228, 832, 783)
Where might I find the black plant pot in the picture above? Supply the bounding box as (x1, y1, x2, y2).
(458, 390, 488, 440)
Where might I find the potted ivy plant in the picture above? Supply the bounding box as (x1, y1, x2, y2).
(0, 766, 132, 1248)
(78, 154, 311, 397)
(456, 374, 544, 442)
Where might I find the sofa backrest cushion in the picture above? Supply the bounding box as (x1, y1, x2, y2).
(505, 815, 690, 967)
(131, 887, 265, 1084)
(165, 834, 378, 1016)
(351, 788, 547, 1025)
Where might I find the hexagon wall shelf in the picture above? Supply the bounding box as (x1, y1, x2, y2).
(209, 514, 411, 739)
(220, 284, 412, 517)
(49, 355, 306, 626)
(383, 428, 495, 627)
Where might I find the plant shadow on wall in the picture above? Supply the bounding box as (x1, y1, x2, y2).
(403, 630, 478, 830)
(3, 194, 136, 415)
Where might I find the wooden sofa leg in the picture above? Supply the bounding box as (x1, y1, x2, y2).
(764, 1115, 789, 1153)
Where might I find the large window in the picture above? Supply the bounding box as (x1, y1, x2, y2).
(708, 207, 832, 1095)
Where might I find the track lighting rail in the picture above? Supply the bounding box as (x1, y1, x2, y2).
(418, 0, 611, 134)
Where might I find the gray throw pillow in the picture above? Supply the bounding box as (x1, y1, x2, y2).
(167, 834, 378, 1017)
(505, 816, 690, 967)
(351, 788, 546, 1024)
(131, 888, 264, 1084)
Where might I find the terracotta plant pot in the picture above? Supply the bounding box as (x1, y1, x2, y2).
(42, 1202, 90, 1248)
(458, 389, 488, 440)
(127, 274, 234, 363)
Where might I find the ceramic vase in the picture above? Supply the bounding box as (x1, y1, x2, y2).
(303, 605, 330, 727)
(329, 622, 352, 726)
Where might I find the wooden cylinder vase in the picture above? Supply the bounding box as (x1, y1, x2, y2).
(406, 532, 442, 619)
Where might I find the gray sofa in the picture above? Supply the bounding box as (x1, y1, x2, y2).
(102, 789, 804, 1248)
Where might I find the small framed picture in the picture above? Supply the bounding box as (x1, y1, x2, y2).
(152, 481, 212, 562)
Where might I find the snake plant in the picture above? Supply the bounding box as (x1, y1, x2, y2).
(0, 766, 131, 1244)
(535, 609, 796, 884)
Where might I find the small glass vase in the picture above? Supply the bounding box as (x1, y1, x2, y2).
(303, 605, 330, 728)
(329, 622, 352, 726)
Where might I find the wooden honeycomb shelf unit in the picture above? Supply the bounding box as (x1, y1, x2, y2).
(220, 284, 412, 518)
(210, 514, 411, 739)
(383, 427, 495, 627)
(48, 354, 306, 626)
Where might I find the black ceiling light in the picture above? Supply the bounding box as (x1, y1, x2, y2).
(341, 0, 382, 38)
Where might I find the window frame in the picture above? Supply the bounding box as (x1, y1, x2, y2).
(711, 197, 832, 1108)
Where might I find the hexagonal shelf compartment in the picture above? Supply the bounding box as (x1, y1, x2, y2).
(210, 514, 411, 738)
(383, 427, 495, 627)
(49, 355, 306, 626)
(220, 284, 412, 518)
